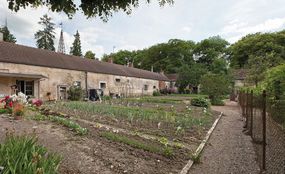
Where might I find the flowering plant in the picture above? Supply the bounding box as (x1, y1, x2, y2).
(32, 99, 43, 107)
(0, 96, 13, 110)
(10, 92, 28, 104)
(13, 103, 25, 116)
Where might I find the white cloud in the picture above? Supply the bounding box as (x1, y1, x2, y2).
(182, 26, 192, 33)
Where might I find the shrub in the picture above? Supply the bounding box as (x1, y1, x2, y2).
(0, 135, 61, 173)
(210, 98, 225, 106)
(153, 91, 161, 96)
(200, 73, 231, 101)
(191, 97, 210, 108)
(67, 86, 83, 101)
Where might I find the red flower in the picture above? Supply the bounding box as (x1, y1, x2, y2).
(9, 101, 13, 107)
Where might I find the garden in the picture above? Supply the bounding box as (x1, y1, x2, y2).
(0, 93, 221, 173)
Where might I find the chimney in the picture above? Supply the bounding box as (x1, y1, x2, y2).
(108, 57, 113, 63)
(151, 66, 154, 72)
(0, 32, 3, 42)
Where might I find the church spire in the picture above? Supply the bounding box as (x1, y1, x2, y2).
(57, 23, 65, 54)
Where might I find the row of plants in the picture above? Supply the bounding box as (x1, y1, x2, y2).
(0, 134, 61, 174)
(52, 101, 212, 130)
(32, 114, 88, 135)
(100, 131, 174, 158)
(121, 97, 183, 104)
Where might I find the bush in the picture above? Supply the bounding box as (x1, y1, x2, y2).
(153, 91, 161, 96)
(185, 89, 191, 94)
(0, 135, 61, 173)
(67, 86, 84, 101)
(191, 97, 210, 108)
(210, 98, 225, 106)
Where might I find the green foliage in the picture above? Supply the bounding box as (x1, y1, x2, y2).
(70, 30, 82, 56)
(200, 73, 231, 102)
(230, 32, 285, 68)
(67, 86, 83, 101)
(191, 97, 210, 108)
(152, 91, 161, 96)
(7, 0, 173, 21)
(31, 114, 88, 135)
(0, 26, 16, 43)
(34, 14, 55, 51)
(0, 135, 61, 174)
(194, 36, 229, 69)
(176, 63, 207, 93)
(102, 50, 135, 65)
(0, 108, 8, 114)
(101, 131, 173, 157)
(84, 50, 95, 59)
(264, 64, 285, 99)
(210, 98, 225, 106)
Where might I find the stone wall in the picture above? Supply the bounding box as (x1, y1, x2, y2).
(0, 62, 161, 100)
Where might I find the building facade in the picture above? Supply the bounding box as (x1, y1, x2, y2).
(0, 41, 169, 100)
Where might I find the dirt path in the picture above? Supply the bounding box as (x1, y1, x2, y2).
(189, 101, 260, 174)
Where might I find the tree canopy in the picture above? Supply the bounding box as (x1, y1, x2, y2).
(84, 50, 95, 59)
(6, 0, 174, 21)
(70, 31, 82, 56)
(0, 26, 16, 43)
(34, 14, 55, 51)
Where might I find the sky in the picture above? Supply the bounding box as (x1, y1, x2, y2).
(0, 0, 285, 58)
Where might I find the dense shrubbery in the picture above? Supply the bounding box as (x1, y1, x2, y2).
(0, 135, 61, 173)
(191, 97, 210, 108)
(153, 91, 161, 96)
(67, 86, 84, 101)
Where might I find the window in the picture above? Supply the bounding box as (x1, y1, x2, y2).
(100, 82, 107, 89)
(144, 85, 148, 91)
(115, 78, 121, 83)
(16, 80, 34, 96)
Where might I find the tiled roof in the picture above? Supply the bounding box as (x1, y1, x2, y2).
(165, 74, 178, 81)
(0, 42, 169, 81)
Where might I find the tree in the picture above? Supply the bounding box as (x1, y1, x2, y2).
(84, 51, 95, 59)
(176, 63, 207, 93)
(230, 31, 285, 68)
(70, 31, 82, 56)
(102, 50, 135, 65)
(34, 14, 55, 51)
(6, 0, 174, 21)
(200, 73, 231, 105)
(0, 26, 16, 43)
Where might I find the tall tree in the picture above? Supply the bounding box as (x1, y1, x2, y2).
(84, 50, 95, 59)
(34, 14, 55, 51)
(6, 0, 173, 21)
(229, 31, 285, 68)
(194, 36, 229, 69)
(70, 31, 82, 56)
(0, 26, 16, 43)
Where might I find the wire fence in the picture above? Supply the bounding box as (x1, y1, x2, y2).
(239, 90, 285, 173)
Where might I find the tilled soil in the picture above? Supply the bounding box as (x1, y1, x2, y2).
(0, 115, 187, 174)
(189, 101, 261, 174)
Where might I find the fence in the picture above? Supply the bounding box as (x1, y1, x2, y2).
(239, 90, 285, 173)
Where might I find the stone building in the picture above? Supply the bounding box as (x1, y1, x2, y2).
(0, 40, 169, 100)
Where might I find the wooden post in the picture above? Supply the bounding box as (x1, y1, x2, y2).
(262, 90, 266, 171)
(245, 91, 249, 129)
(250, 90, 253, 136)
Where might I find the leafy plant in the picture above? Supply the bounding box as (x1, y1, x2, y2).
(101, 131, 173, 158)
(67, 86, 84, 101)
(191, 97, 210, 108)
(0, 135, 61, 174)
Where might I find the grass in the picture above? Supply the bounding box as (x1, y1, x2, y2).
(100, 131, 174, 158)
(50, 101, 212, 129)
(0, 134, 61, 174)
(32, 114, 88, 135)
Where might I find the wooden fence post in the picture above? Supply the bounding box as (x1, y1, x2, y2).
(262, 90, 267, 171)
(250, 90, 253, 136)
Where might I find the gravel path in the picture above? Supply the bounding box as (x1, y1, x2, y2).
(189, 101, 260, 174)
